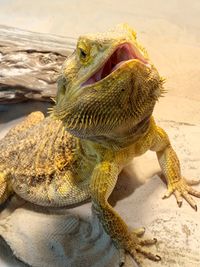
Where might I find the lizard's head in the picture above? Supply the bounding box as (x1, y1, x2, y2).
(53, 23, 164, 142)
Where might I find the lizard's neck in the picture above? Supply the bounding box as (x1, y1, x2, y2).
(86, 115, 152, 150)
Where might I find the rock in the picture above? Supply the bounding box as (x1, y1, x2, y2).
(0, 25, 75, 103)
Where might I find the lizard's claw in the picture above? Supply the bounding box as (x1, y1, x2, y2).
(124, 229, 161, 266)
(162, 177, 200, 210)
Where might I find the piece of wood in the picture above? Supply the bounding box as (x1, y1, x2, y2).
(0, 25, 76, 103)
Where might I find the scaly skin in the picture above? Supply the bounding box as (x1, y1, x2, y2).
(0, 24, 200, 266)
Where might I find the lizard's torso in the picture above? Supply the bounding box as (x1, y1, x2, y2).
(0, 111, 156, 207)
(0, 113, 98, 206)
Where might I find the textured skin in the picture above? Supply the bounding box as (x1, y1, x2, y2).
(0, 24, 200, 266)
(0, 112, 91, 206)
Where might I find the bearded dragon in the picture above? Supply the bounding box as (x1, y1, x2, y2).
(0, 24, 199, 266)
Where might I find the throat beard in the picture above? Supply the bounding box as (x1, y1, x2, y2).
(110, 115, 151, 148)
(87, 115, 152, 149)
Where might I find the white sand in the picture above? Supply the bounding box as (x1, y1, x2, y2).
(0, 1, 200, 266)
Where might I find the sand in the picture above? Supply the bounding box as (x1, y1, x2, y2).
(0, 1, 200, 266)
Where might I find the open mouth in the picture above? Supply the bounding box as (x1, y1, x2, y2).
(82, 43, 149, 87)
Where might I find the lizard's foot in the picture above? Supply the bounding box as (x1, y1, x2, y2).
(123, 228, 160, 266)
(93, 204, 160, 266)
(0, 172, 12, 205)
(163, 177, 200, 210)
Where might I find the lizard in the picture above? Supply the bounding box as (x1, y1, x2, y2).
(0, 23, 200, 266)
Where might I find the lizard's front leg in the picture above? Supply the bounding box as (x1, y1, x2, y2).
(151, 125, 200, 210)
(90, 161, 160, 266)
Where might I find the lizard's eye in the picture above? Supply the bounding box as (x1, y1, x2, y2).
(79, 48, 87, 59)
(77, 44, 90, 63)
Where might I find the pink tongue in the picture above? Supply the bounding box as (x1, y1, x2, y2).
(83, 59, 127, 86)
(111, 61, 126, 72)
(84, 77, 96, 85)
(94, 67, 103, 81)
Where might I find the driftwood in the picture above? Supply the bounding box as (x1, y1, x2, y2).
(0, 25, 76, 103)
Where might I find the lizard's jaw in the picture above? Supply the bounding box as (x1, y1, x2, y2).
(82, 43, 149, 87)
